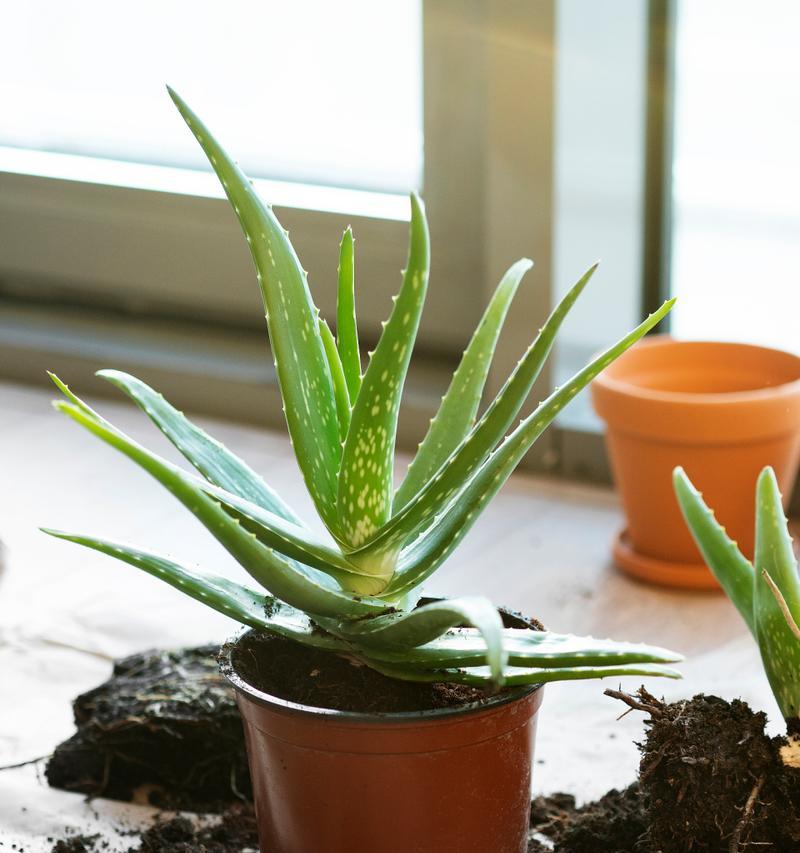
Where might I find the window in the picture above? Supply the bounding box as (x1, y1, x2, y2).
(669, 0, 800, 355)
(551, 0, 649, 431)
(0, 3, 559, 449)
(1, 1, 422, 194)
(2, 2, 683, 479)
(0, 1, 427, 343)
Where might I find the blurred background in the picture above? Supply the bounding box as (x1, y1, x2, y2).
(0, 0, 797, 484)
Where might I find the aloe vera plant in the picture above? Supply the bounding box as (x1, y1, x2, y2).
(43, 89, 681, 691)
(674, 466, 800, 725)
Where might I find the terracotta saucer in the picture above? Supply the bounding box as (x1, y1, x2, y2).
(612, 528, 721, 591)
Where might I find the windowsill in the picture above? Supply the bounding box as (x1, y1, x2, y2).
(0, 146, 411, 222)
(0, 302, 453, 447)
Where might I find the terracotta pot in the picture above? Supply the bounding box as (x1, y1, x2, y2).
(220, 610, 544, 853)
(591, 335, 800, 588)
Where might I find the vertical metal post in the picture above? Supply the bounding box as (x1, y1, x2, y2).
(641, 0, 677, 321)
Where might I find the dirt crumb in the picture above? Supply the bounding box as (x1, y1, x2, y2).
(50, 836, 102, 853)
(47, 803, 258, 853)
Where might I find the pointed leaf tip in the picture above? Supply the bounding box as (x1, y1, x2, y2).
(758, 465, 779, 492)
(394, 256, 532, 511)
(337, 190, 430, 546)
(167, 87, 342, 531)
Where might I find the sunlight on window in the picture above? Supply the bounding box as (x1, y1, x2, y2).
(671, 0, 800, 353)
(0, 1, 422, 195)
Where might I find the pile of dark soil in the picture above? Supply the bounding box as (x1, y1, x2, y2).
(46, 641, 798, 851)
(51, 835, 105, 853)
(228, 631, 490, 713)
(628, 687, 800, 852)
(528, 785, 648, 852)
(45, 803, 258, 853)
(528, 689, 800, 852)
(46, 646, 250, 811)
(130, 803, 257, 853)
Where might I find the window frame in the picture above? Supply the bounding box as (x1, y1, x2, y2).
(2, 0, 657, 479)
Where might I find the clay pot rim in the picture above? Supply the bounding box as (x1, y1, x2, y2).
(220, 627, 540, 725)
(593, 336, 800, 407)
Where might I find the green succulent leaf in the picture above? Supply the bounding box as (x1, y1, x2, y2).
(673, 467, 756, 633)
(329, 596, 507, 685)
(56, 372, 377, 591)
(337, 193, 430, 548)
(196, 480, 390, 595)
(168, 88, 341, 531)
(351, 627, 682, 670)
(96, 369, 303, 525)
(753, 466, 800, 720)
(394, 259, 532, 512)
(367, 660, 682, 688)
(351, 264, 601, 562)
(44, 96, 683, 693)
(52, 392, 387, 619)
(319, 318, 351, 440)
(376, 298, 676, 591)
(336, 226, 361, 403)
(40, 530, 336, 651)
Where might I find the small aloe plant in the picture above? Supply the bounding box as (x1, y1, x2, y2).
(674, 466, 800, 729)
(43, 88, 682, 690)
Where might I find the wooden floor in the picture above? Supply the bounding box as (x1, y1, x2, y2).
(0, 378, 777, 840)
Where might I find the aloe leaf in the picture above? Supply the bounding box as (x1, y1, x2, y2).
(167, 88, 340, 530)
(673, 467, 756, 633)
(336, 226, 361, 402)
(336, 194, 430, 548)
(375, 299, 676, 587)
(53, 397, 388, 619)
(55, 373, 376, 591)
(318, 318, 351, 440)
(366, 660, 682, 688)
(351, 627, 682, 669)
(48, 372, 115, 426)
(394, 259, 532, 512)
(96, 369, 303, 525)
(328, 596, 507, 684)
(753, 466, 800, 719)
(351, 264, 601, 561)
(196, 480, 391, 595)
(40, 530, 344, 651)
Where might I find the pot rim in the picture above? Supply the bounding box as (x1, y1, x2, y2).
(219, 627, 541, 724)
(592, 336, 800, 406)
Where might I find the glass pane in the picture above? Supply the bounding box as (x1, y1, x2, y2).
(552, 0, 649, 429)
(0, 1, 422, 194)
(670, 0, 800, 353)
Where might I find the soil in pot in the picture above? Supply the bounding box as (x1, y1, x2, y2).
(228, 606, 545, 714)
(228, 607, 547, 853)
(229, 631, 492, 713)
(46, 646, 251, 811)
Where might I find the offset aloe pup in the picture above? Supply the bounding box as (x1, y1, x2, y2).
(675, 466, 800, 736)
(44, 89, 681, 691)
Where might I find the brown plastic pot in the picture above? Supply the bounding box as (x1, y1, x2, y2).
(591, 335, 800, 589)
(220, 612, 544, 853)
